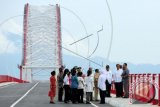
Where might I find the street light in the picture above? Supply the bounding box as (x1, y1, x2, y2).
(88, 26, 103, 58)
(88, 26, 103, 66)
(70, 34, 93, 45)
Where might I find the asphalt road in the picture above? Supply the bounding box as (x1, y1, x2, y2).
(0, 83, 36, 107)
(0, 82, 113, 107)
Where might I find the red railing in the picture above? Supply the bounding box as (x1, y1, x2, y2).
(0, 75, 29, 83)
(111, 73, 160, 106)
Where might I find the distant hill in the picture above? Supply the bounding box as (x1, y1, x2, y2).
(0, 50, 160, 80)
(63, 54, 160, 74)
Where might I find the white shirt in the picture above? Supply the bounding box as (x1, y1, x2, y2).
(77, 77, 84, 89)
(63, 75, 69, 85)
(98, 69, 107, 91)
(85, 76, 94, 92)
(114, 69, 123, 82)
(105, 70, 113, 84)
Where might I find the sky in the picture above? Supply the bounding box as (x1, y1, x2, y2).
(0, 0, 160, 67)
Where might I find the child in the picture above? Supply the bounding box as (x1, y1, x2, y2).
(77, 72, 85, 103)
(48, 71, 56, 104)
(85, 70, 94, 104)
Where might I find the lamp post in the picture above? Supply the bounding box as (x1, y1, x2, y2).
(70, 34, 93, 45)
(89, 26, 103, 67)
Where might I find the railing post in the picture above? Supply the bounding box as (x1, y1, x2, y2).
(142, 74, 146, 101)
(129, 74, 133, 103)
(152, 74, 157, 105)
(138, 74, 141, 95)
(147, 74, 151, 101)
(130, 74, 132, 84)
(134, 74, 137, 83)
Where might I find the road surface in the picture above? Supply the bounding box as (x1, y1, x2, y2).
(0, 82, 113, 107)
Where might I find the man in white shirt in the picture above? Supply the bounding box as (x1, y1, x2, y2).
(105, 65, 113, 97)
(98, 69, 107, 104)
(114, 64, 123, 97)
(63, 71, 71, 103)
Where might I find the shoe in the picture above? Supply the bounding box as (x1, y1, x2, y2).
(50, 101, 55, 104)
(122, 96, 129, 98)
(99, 102, 105, 104)
(106, 96, 112, 98)
(86, 102, 91, 104)
(64, 101, 68, 103)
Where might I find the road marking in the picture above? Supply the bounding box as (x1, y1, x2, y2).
(83, 98, 99, 107)
(10, 82, 39, 107)
(90, 102, 99, 107)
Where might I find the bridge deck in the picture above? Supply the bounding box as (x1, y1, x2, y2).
(0, 82, 113, 107)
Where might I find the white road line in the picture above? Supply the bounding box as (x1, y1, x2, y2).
(10, 82, 39, 107)
(83, 98, 99, 107)
(90, 102, 99, 107)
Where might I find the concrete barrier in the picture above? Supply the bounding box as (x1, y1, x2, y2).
(0, 75, 29, 83)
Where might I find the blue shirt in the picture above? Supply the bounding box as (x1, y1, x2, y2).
(71, 75, 78, 88)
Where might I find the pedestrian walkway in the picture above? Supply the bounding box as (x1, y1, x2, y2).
(105, 94, 157, 107)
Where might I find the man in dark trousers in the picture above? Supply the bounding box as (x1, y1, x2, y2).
(114, 64, 123, 97)
(105, 65, 112, 97)
(57, 66, 64, 101)
(121, 63, 130, 98)
(87, 67, 93, 101)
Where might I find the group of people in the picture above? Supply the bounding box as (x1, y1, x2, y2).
(48, 63, 130, 104)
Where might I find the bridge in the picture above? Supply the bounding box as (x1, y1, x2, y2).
(0, 3, 160, 107)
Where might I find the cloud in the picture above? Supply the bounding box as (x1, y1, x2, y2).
(1, 19, 22, 36)
(0, 19, 22, 54)
(0, 31, 18, 54)
(62, 30, 89, 57)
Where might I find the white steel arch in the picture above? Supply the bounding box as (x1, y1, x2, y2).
(21, 4, 62, 82)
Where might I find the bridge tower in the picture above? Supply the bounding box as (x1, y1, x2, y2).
(20, 3, 62, 82)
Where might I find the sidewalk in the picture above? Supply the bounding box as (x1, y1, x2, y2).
(105, 94, 157, 107)
(0, 82, 17, 87)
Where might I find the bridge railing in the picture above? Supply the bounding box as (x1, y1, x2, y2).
(0, 75, 29, 83)
(111, 73, 160, 106)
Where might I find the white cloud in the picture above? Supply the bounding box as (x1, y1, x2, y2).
(1, 19, 22, 36)
(0, 31, 18, 54)
(62, 31, 89, 57)
(0, 18, 22, 54)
